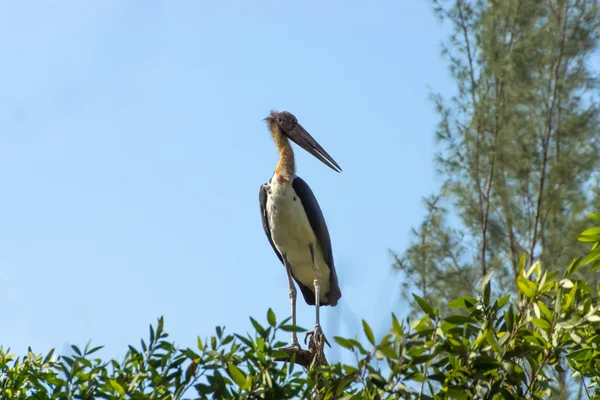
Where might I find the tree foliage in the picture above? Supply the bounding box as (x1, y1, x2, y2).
(3, 215, 600, 399)
(393, 0, 600, 311)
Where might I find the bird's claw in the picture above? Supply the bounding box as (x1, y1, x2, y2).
(304, 325, 331, 348)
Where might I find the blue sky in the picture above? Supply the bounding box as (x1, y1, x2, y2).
(0, 1, 454, 362)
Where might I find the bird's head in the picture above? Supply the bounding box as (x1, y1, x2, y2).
(265, 110, 298, 133)
(265, 110, 342, 173)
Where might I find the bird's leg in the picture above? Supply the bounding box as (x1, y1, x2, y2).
(282, 254, 300, 350)
(305, 244, 331, 348)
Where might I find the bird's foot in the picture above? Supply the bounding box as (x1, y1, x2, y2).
(304, 324, 331, 348)
(302, 324, 330, 367)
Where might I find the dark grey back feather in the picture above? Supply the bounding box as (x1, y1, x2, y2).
(292, 176, 341, 306)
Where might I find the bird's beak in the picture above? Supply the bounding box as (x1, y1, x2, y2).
(286, 124, 342, 173)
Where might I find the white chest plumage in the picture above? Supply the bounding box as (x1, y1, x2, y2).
(265, 176, 331, 302)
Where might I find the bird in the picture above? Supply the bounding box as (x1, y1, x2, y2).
(259, 110, 342, 350)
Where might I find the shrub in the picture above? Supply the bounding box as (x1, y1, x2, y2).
(2, 214, 600, 399)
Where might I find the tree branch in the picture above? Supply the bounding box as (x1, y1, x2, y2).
(456, 0, 488, 276)
(529, 0, 570, 264)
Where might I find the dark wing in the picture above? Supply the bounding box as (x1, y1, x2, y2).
(259, 183, 283, 265)
(292, 176, 342, 306)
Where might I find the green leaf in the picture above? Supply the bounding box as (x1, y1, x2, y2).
(107, 379, 125, 395)
(367, 372, 386, 389)
(505, 307, 515, 332)
(333, 337, 354, 350)
(234, 334, 253, 348)
(249, 317, 265, 335)
(391, 313, 403, 336)
(70, 345, 81, 356)
(581, 247, 600, 266)
(343, 365, 359, 375)
(157, 316, 164, 336)
(427, 373, 446, 383)
(478, 271, 494, 294)
(42, 348, 55, 364)
(499, 388, 515, 400)
(448, 296, 477, 309)
(587, 213, 600, 223)
(554, 288, 563, 314)
(536, 301, 552, 320)
(444, 316, 475, 325)
(587, 314, 600, 322)
(565, 257, 581, 277)
(532, 318, 551, 330)
(581, 226, 600, 236)
(227, 362, 246, 387)
(525, 261, 539, 279)
(362, 320, 375, 345)
(267, 308, 276, 327)
(570, 332, 582, 344)
(590, 259, 600, 271)
(566, 348, 590, 361)
(485, 329, 500, 352)
(412, 294, 434, 315)
(182, 348, 199, 360)
(221, 335, 233, 345)
(87, 345, 103, 355)
(497, 294, 511, 309)
(472, 356, 503, 371)
(578, 234, 600, 243)
(279, 325, 307, 332)
(410, 354, 434, 365)
(447, 389, 469, 400)
(518, 253, 527, 275)
(560, 279, 574, 289)
(378, 343, 397, 359)
(517, 276, 537, 298)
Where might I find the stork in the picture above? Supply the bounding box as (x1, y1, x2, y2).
(259, 110, 342, 350)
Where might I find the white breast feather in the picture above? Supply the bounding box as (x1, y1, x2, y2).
(266, 178, 331, 302)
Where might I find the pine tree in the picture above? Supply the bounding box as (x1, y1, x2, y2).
(393, 4, 600, 393)
(393, 0, 600, 309)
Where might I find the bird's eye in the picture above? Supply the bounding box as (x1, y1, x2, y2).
(274, 111, 298, 133)
(279, 112, 297, 127)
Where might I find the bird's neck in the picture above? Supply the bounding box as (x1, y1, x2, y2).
(273, 128, 295, 183)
